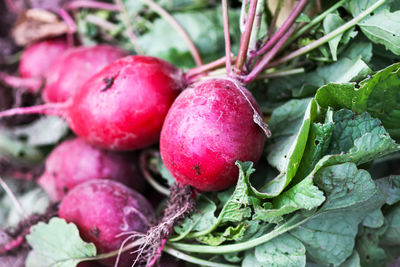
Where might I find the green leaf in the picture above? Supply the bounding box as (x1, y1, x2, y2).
(381, 204, 400, 246)
(323, 13, 346, 61)
(0, 133, 43, 166)
(267, 41, 372, 99)
(291, 163, 385, 266)
(254, 233, 306, 267)
(9, 116, 69, 146)
(340, 251, 361, 267)
(253, 176, 325, 222)
(348, 0, 400, 55)
(26, 218, 97, 267)
(196, 223, 248, 246)
(294, 108, 334, 180)
(362, 209, 384, 228)
(297, 13, 311, 23)
(138, 8, 240, 68)
(356, 225, 388, 267)
(173, 195, 217, 240)
(328, 110, 387, 154)
(375, 175, 400, 205)
(316, 62, 400, 139)
(263, 99, 317, 197)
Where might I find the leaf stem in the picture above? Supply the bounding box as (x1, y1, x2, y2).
(234, 0, 258, 74)
(169, 213, 308, 254)
(163, 246, 239, 267)
(139, 0, 203, 66)
(0, 176, 26, 218)
(140, 151, 170, 196)
(244, 27, 294, 83)
(185, 56, 235, 80)
(283, 0, 347, 48)
(266, 0, 387, 68)
(66, 0, 119, 11)
(255, 67, 305, 79)
(254, 0, 308, 58)
(222, 0, 232, 75)
(113, 0, 143, 54)
(267, 1, 283, 41)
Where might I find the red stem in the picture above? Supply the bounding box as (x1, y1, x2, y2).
(147, 239, 166, 267)
(254, 0, 308, 57)
(0, 233, 26, 254)
(244, 27, 295, 83)
(139, 0, 203, 67)
(0, 102, 70, 119)
(222, 0, 232, 75)
(185, 56, 234, 80)
(234, 0, 258, 74)
(66, 0, 119, 11)
(0, 73, 43, 93)
(58, 9, 76, 47)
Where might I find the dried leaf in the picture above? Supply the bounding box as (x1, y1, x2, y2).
(12, 9, 68, 46)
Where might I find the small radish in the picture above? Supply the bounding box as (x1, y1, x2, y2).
(42, 45, 127, 103)
(19, 37, 69, 79)
(0, 55, 185, 151)
(59, 179, 155, 267)
(160, 78, 265, 191)
(38, 138, 146, 201)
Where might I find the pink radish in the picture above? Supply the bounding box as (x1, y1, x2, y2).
(160, 78, 265, 191)
(19, 37, 69, 79)
(42, 45, 127, 103)
(38, 138, 146, 201)
(0, 55, 185, 151)
(59, 179, 155, 267)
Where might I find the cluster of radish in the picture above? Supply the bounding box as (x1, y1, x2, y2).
(0, 0, 311, 265)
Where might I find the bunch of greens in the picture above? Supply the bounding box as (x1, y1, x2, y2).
(1, 0, 400, 266)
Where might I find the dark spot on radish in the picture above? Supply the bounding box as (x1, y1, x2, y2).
(194, 165, 201, 175)
(89, 226, 100, 237)
(63, 187, 68, 194)
(225, 85, 230, 89)
(101, 73, 119, 92)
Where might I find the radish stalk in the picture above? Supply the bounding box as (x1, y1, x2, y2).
(244, 27, 295, 83)
(222, 0, 232, 75)
(66, 0, 119, 11)
(138, 0, 203, 67)
(266, 0, 387, 68)
(254, 0, 308, 58)
(234, 0, 258, 74)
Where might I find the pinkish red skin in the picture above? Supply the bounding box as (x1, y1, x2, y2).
(59, 180, 155, 267)
(160, 78, 265, 191)
(19, 37, 69, 79)
(43, 45, 127, 103)
(66, 55, 185, 151)
(38, 138, 146, 201)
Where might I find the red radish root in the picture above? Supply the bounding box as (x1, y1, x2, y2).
(160, 78, 265, 191)
(66, 55, 185, 150)
(38, 138, 146, 201)
(19, 37, 69, 79)
(43, 45, 127, 103)
(59, 180, 155, 267)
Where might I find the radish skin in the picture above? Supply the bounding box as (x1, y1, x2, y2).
(38, 138, 146, 201)
(59, 180, 155, 267)
(160, 78, 265, 191)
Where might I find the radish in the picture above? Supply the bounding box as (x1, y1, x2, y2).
(59, 179, 155, 267)
(38, 138, 146, 201)
(42, 45, 127, 103)
(19, 37, 69, 79)
(160, 78, 265, 191)
(0, 55, 185, 151)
